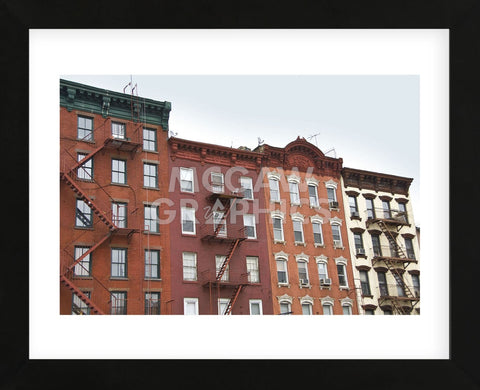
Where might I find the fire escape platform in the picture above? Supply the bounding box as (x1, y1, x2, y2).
(201, 234, 247, 243)
(206, 192, 244, 202)
(366, 217, 408, 228)
(202, 280, 250, 288)
(103, 137, 141, 153)
(372, 256, 418, 264)
(113, 227, 140, 238)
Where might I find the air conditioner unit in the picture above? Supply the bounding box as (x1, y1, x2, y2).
(351, 211, 360, 217)
(329, 201, 339, 209)
(300, 278, 309, 285)
(333, 240, 343, 248)
(356, 248, 366, 255)
(320, 278, 332, 286)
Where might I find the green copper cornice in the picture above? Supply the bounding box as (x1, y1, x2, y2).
(60, 79, 171, 131)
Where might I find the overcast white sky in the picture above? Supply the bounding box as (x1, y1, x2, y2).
(61, 74, 420, 224)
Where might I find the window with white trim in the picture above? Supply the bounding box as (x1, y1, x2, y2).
(77, 153, 93, 180)
(317, 261, 328, 281)
(111, 159, 126, 184)
(111, 248, 127, 278)
(342, 304, 352, 315)
(180, 168, 194, 192)
(337, 263, 348, 288)
(279, 301, 291, 314)
(312, 221, 324, 245)
(240, 176, 254, 200)
(331, 223, 343, 247)
(144, 250, 160, 279)
(215, 255, 229, 281)
(73, 246, 91, 277)
(249, 299, 263, 315)
(327, 186, 337, 206)
(143, 163, 158, 188)
(111, 291, 127, 315)
(293, 219, 304, 243)
(143, 127, 157, 151)
(213, 211, 227, 236)
(184, 298, 199, 315)
(272, 216, 284, 242)
(111, 122, 126, 139)
(218, 298, 231, 315)
(112, 202, 127, 228)
(211, 172, 224, 193)
(75, 199, 92, 228)
(246, 256, 260, 283)
(302, 302, 313, 315)
(269, 178, 280, 202)
(289, 181, 300, 204)
(243, 214, 256, 239)
(308, 184, 319, 207)
(182, 252, 197, 281)
(144, 205, 159, 233)
(276, 258, 288, 284)
(297, 260, 309, 284)
(322, 304, 333, 315)
(181, 207, 196, 234)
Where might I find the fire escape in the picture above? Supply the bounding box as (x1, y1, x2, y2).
(60, 126, 142, 315)
(201, 190, 248, 315)
(366, 208, 419, 315)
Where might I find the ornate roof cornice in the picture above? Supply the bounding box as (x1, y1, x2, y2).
(60, 79, 171, 130)
(342, 167, 413, 196)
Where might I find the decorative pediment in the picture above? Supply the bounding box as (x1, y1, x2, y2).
(334, 256, 348, 265)
(295, 253, 309, 262)
(324, 179, 338, 189)
(300, 295, 314, 305)
(329, 216, 343, 225)
(321, 296, 335, 305)
(274, 251, 289, 260)
(290, 212, 305, 221)
(315, 255, 328, 263)
(276, 294, 293, 304)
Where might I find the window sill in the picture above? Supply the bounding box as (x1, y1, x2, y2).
(309, 205, 321, 210)
(290, 202, 301, 207)
(273, 240, 286, 245)
(110, 277, 129, 281)
(339, 286, 350, 291)
(143, 186, 160, 191)
(182, 280, 199, 283)
(77, 138, 95, 144)
(180, 190, 195, 195)
(76, 178, 95, 183)
(72, 276, 93, 280)
(181, 233, 197, 238)
(278, 283, 290, 288)
(350, 216, 362, 221)
(314, 243, 325, 248)
(329, 208, 340, 212)
(356, 254, 367, 259)
(143, 231, 161, 235)
(74, 226, 94, 230)
(111, 182, 129, 187)
(244, 237, 258, 242)
(361, 294, 374, 299)
(145, 278, 162, 281)
(270, 200, 282, 204)
(334, 245, 345, 250)
(294, 241, 306, 247)
(299, 284, 311, 289)
(142, 149, 158, 154)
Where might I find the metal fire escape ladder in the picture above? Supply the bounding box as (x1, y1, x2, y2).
(223, 284, 244, 315)
(216, 238, 242, 281)
(212, 197, 237, 237)
(60, 275, 105, 314)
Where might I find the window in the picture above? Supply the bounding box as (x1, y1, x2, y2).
(365, 309, 375, 315)
(308, 184, 319, 207)
(184, 298, 199, 315)
(111, 248, 127, 278)
(337, 264, 348, 287)
(144, 205, 159, 233)
(215, 255, 229, 281)
(111, 122, 126, 139)
(243, 214, 256, 239)
(75, 199, 92, 228)
(276, 259, 288, 284)
(77, 115, 93, 141)
(349, 196, 359, 216)
(145, 250, 160, 279)
(112, 202, 127, 228)
(143, 128, 157, 151)
(73, 246, 91, 277)
(111, 159, 126, 184)
(366, 198, 375, 219)
(181, 207, 196, 234)
(405, 238, 416, 259)
(211, 172, 224, 193)
(272, 217, 284, 241)
(378, 272, 389, 296)
(359, 270, 371, 295)
(180, 168, 194, 192)
(389, 241, 399, 258)
(412, 274, 420, 297)
(269, 178, 280, 201)
(327, 186, 337, 206)
(317, 262, 328, 281)
(322, 304, 333, 315)
(331, 224, 342, 247)
(397, 202, 409, 223)
(293, 220, 304, 243)
(394, 274, 406, 297)
(312, 222, 324, 245)
(289, 181, 300, 204)
(383, 309, 393, 315)
(342, 305, 352, 315)
(382, 200, 391, 219)
(72, 291, 90, 315)
(77, 153, 93, 180)
(183, 252, 197, 281)
(371, 234, 382, 257)
(279, 301, 291, 314)
(240, 177, 254, 200)
(218, 298, 231, 315)
(302, 303, 313, 315)
(143, 163, 158, 188)
(354, 232, 364, 253)
(213, 211, 227, 236)
(249, 299, 263, 315)
(145, 292, 161, 315)
(246, 256, 260, 283)
(111, 292, 127, 315)
(297, 261, 309, 283)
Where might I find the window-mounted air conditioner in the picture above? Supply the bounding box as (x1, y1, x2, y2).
(300, 278, 309, 286)
(320, 278, 332, 286)
(333, 240, 343, 248)
(356, 248, 366, 255)
(329, 201, 339, 209)
(351, 211, 360, 217)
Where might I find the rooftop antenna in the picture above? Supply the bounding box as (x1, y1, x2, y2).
(324, 147, 337, 159)
(257, 137, 264, 146)
(306, 132, 320, 147)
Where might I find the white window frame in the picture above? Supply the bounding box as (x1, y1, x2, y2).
(243, 214, 256, 239)
(317, 260, 329, 281)
(182, 252, 197, 281)
(342, 304, 353, 315)
(249, 299, 263, 315)
(279, 301, 292, 314)
(272, 216, 284, 242)
(322, 304, 333, 315)
(292, 219, 305, 244)
(181, 207, 196, 235)
(312, 221, 324, 246)
(246, 256, 260, 283)
(215, 255, 229, 281)
(211, 172, 225, 193)
(180, 167, 194, 193)
(289, 180, 300, 205)
(111, 121, 126, 139)
(112, 202, 127, 228)
(218, 298, 231, 315)
(77, 153, 93, 180)
(143, 162, 158, 188)
(144, 204, 159, 233)
(184, 298, 199, 315)
(240, 176, 254, 200)
(213, 211, 227, 237)
(269, 178, 280, 202)
(297, 260, 309, 285)
(111, 158, 126, 184)
(331, 223, 343, 247)
(143, 127, 157, 151)
(276, 258, 289, 285)
(302, 302, 313, 315)
(336, 262, 349, 288)
(308, 184, 319, 207)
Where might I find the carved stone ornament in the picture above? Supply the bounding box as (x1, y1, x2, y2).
(287, 153, 314, 171)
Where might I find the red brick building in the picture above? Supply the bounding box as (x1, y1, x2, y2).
(255, 137, 359, 315)
(59, 79, 172, 314)
(167, 137, 273, 315)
